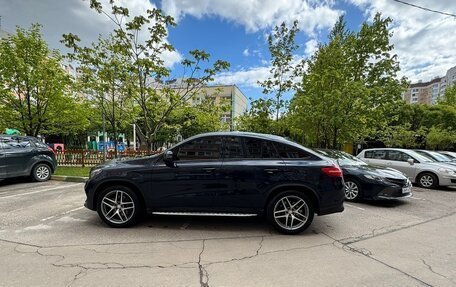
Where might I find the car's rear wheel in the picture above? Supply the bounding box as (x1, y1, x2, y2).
(32, 163, 52, 182)
(417, 173, 438, 189)
(344, 179, 362, 202)
(97, 186, 139, 227)
(267, 191, 314, 235)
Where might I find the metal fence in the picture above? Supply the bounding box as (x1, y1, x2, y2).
(55, 149, 156, 167)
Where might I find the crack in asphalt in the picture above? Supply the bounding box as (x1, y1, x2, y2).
(339, 210, 456, 245)
(198, 239, 209, 287)
(420, 258, 456, 284)
(322, 232, 432, 286)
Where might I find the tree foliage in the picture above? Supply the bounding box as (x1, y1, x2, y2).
(0, 24, 90, 136)
(259, 20, 302, 120)
(290, 14, 407, 148)
(63, 0, 230, 149)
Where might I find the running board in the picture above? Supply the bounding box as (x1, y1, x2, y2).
(151, 211, 258, 217)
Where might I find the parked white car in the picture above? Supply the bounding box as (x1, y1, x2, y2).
(357, 148, 456, 189)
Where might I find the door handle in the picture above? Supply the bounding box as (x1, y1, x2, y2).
(202, 167, 215, 173)
(264, 168, 279, 174)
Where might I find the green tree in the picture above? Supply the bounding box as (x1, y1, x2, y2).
(236, 98, 276, 134)
(0, 24, 89, 137)
(63, 34, 137, 156)
(64, 1, 230, 150)
(260, 21, 301, 121)
(291, 14, 407, 148)
(439, 85, 456, 106)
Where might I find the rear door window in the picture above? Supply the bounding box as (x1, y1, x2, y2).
(274, 142, 318, 160)
(243, 138, 278, 159)
(222, 137, 244, 159)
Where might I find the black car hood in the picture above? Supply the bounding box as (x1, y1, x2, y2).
(93, 154, 161, 170)
(343, 164, 407, 179)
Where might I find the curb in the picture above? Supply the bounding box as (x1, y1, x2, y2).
(51, 175, 88, 183)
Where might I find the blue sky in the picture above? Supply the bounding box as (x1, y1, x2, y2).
(2, 0, 456, 105)
(159, 1, 366, 101)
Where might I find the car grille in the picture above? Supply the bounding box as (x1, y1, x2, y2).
(385, 178, 408, 187)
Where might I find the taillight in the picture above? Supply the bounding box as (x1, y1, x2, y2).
(321, 166, 343, 177)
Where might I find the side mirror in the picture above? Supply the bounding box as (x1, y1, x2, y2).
(163, 150, 173, 162)
(407, 158, 414, 165)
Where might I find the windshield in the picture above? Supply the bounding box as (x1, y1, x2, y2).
(406, 151, 433, 163)
(316, 149, 367, 166)
(426, 151, 452, 162)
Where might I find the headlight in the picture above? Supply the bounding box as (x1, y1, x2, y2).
(90, 168, 103, 178)
(438, 168, 456, 175)
(363, 174, 386, 182)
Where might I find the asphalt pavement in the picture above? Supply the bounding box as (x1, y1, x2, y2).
(0, 179, 455, 287)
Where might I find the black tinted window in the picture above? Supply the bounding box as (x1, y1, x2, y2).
(244, 138, 278, 158)
(223, 137, 244, 159)
(174, 137, 222, 161)
(365, 150, 387, 159)
(274, 142, 317, 159)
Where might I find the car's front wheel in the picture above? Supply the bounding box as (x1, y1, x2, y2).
(32, 163, 52, 182)
(97, 186, 140, 227)
(417, 173, 438, 189)
(267, 191, 314, 235)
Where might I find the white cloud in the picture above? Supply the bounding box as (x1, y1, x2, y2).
(348, 0, 456, 82)
(304, 39, 319, 57)
(161, 0, 342, 34)
(243, 48, 250, 56)
(0, 0, 182, 68)
(214, 66, 270, 87)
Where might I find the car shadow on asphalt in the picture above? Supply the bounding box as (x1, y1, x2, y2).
(359, 199, 409, 208)
(0, 177, 34, 187)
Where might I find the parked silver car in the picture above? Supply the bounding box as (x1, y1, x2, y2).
(357, 148, 456, 189)
(439, 151, 456, 161)
(414, 150, 456, 167)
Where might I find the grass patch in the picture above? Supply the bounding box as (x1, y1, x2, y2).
(54, 166, 91, 177)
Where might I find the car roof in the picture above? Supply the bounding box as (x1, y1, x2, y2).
(186, 131, 293, 144)
(361, 148, 413, 153)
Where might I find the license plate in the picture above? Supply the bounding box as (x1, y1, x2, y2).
(402, 187, 411, 194)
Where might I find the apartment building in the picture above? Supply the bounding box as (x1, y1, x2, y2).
(403, 65, 456, 105)
(153, 78, 248, 130)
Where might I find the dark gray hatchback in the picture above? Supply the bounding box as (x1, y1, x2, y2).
(0, 135, 57, 182)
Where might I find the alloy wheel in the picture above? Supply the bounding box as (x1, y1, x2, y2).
(344, 181, 359, 200)
(273, 195, 309, 231)
(36, 166, 50, 180)
(100, 190, 136, 224)
(420, 175, 434, 188)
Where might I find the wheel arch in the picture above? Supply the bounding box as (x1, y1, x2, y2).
(30, 160, 54, 175)
(415, 171, 439, 186)
(264, 184, 320, 214)
(93, 180, 146, 211)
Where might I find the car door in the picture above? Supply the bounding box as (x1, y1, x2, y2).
(385, 150, 417, 180)
(216, 136, 286, 212)
(3, 138, 36, 177)
(0, 142, 6, 179)
(146, 136, 224, 211)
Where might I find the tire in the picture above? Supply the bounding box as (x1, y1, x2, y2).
(97, 186, 140, 228)
(267, 191, 314, 235)
(344, 178, 363, 202)
(417, 173, 438, 189)
(32, 163, 52, 182)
